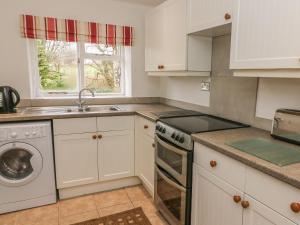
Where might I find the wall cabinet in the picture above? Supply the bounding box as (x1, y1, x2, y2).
(192, 164, 243, 225)
(187, 0, 233, 34)
(53, 116, 134, 189)
(193, 143, 300, 225)
(230, 0, 300, 70)
(135, 116, 155, 197)
(145, 0, 212, 76)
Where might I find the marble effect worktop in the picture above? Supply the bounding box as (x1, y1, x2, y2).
(192, 127, 300, 190)
(0, 104, 178, 123)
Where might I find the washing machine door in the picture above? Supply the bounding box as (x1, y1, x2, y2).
(0, 142, 43, 187)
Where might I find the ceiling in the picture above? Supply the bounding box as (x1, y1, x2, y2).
(112, 0, 165, 6)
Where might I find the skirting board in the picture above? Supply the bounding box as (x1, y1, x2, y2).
(58, 177, 141, 199)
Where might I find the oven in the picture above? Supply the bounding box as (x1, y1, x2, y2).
(154, 133, 193, 225)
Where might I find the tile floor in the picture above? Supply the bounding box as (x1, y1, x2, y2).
(0, 185, 168, 225)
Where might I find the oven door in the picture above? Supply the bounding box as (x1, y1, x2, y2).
(155, 166, 186, 225)
(155, 134, 188, 187)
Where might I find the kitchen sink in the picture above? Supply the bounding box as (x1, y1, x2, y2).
(21, 105, 123, 115)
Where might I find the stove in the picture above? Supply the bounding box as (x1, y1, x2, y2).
(154, 110, 248, 225)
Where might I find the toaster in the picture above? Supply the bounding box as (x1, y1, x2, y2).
(271, 109, 300, 145)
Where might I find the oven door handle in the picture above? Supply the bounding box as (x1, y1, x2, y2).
(155, 134, 188, 156)
(156, 166, 186, 193)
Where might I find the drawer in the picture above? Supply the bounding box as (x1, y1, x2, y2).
(194, 143, 246, 191)
(246, 167, 300, 224)
(97, 116, 134, 131)
(136, 116, 155, 138)
(53, 117, 97, 135)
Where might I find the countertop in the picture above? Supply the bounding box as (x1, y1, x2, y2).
(0, 104, 178, 123)
(192, 127, 300, 190)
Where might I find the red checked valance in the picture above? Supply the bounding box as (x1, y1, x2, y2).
(20, 15, 134, 46)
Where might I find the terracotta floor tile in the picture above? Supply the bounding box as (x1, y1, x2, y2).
(59, 195, 97, 218)
(14, 203, 58, 225)
(132, 199, 157, 215)
(98, 202, 134, 217)
(125, 185, 151, 202)
(0, 212, 17, 225)
(59, 210, 99, 225)
(93, 189, 130, 209)
(146, 212, 169, 225)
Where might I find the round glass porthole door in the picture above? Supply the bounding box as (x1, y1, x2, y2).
(0, 143, 43, 187)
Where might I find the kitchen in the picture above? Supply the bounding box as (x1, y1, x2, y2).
(0, 0, 300, 225)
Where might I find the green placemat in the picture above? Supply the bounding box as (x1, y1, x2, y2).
(226, 138, 300, 167)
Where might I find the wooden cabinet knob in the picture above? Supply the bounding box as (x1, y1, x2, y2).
(290, 203, 300, 213)
(210, 160, 217, 168)
(158, 65, 164, 69)
(233, 195, 242, 203)
(224, 13, 231, 20)
(144, 125, 149, 129)
(241, 200, 250, 209)
(152, 143, 155, 148)
(92, 135, 97, 140)
(98, 134, 103, 139)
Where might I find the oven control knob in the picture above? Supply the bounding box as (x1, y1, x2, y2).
(156, 125, 160, 130)
(171, 133, 176, 139)
(179, 137, 185, 143)
(159, 127, 164, 132)
(162, 128, 166, 133)
(175, 135, 180, 141)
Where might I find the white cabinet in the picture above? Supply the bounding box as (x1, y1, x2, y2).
(187, 0, 233, 34)
(98, 130, 134, 181)
(135, 116, 155, 197)
(243, 195, 297, 225)
(230, 0, 300, 70)
(145, 0, 212, 76)
(53, 116, 134, 189)
(54, 133, 98, 189)
(192, 164, 243, 225)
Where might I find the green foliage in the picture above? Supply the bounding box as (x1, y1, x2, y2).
(37, 40, 64, 90)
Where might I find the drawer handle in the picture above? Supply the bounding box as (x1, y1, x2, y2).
(158, 65, 165, 70)
(233, 195, 242, 203)
(92, 135, 97, 140)
(98, 134, 103, 139)
(152, 143, 155, 148)
(210, 160, 217, 168)
(224, 13, 231, 20)
(290, 203, 300, 213)
(144, 125, 149, 129)
(241, 200, 250, 209)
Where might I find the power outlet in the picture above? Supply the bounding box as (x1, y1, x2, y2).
(200, 82, 210, 91)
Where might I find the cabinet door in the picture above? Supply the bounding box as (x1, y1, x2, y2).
(98, 130, 134, 181)
(145, 5, 164, 72)
(54, 133, 98, 188)
(243, 195, 297, 225)
(162, 0, 187, 71)
(135, 132, 155, 197)
(230, 0, 300, 69)
(192, 164, 243, 225)
(187, 0, 233, 34)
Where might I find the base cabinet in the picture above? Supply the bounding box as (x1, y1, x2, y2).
(98, 130, 134, 181)
(192, 164, 243, 225)
(243, 195, 297, 225)
(54, 133, 99, 189)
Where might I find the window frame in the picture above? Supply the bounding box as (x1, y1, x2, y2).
(29, 39, 128, 98)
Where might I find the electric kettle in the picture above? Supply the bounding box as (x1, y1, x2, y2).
(0, 86, 20, 113)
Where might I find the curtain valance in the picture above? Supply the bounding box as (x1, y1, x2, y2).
(20, 15, 134, 46)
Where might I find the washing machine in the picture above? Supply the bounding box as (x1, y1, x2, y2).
(0, 121, 56, 214)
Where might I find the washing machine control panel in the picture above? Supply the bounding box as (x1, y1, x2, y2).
(0, 124, 47, 141)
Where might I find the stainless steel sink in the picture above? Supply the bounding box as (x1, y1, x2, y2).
(21, 105, 123, 115)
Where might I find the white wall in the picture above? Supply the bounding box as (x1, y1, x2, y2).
(160, 77, 210, 106)
(0, 0, 160, 99)
(256, 78, 300, 119)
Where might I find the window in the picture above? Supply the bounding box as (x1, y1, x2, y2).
(32, 40, 130, 97)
